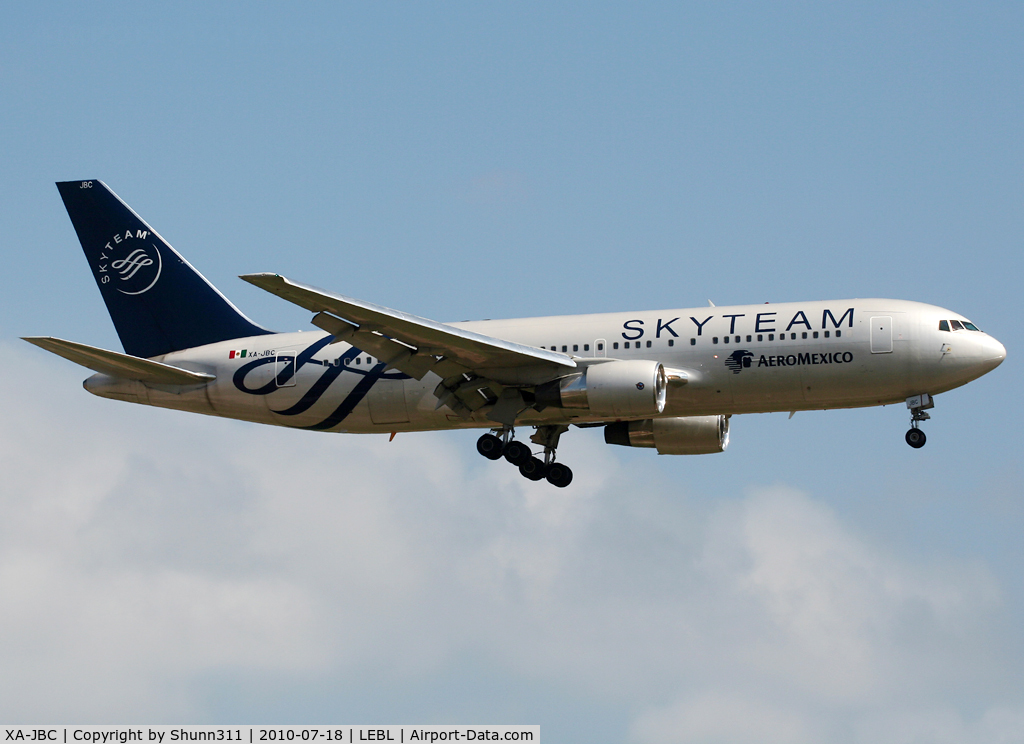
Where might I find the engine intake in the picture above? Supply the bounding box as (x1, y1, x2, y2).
(536, 360, 667, 418)
(604, 415, 730, 455)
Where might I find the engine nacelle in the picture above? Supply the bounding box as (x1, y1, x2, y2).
(536, 360, 667, 418)
(604, 415, 730, 455)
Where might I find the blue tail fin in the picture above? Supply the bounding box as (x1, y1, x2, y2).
(56, 180, 272, 358)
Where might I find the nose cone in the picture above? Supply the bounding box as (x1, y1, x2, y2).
(978, 334, 1007, 374)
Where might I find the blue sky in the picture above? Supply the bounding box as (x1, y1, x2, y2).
(1, 3, 1022, 741)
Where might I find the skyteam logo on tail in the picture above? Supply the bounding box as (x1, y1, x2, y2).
(96, 229, 162, 296)
(725, 350, 753, 373)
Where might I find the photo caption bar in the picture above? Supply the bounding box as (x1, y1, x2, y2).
(1, 727, 538, 744)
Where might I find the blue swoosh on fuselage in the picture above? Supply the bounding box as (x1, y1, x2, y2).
(232, 335, 410, 429)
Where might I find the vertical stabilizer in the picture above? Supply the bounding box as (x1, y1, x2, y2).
(56, 180, 271, 358)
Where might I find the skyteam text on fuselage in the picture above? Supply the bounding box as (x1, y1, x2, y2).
(24, 180, 1007, 488)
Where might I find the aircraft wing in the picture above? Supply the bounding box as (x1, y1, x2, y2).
(22, 336, 215, 385)
(240, 274, 576, 417)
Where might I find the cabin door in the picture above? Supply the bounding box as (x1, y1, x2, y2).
(870, 317, 893, 353)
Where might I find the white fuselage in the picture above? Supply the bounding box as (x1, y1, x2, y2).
(84, 298, 1006, 433)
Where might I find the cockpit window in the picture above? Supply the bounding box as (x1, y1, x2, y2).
(962, 321, 981, 331)
(950, 320, 965, 331)
(938, 320, 950, 332)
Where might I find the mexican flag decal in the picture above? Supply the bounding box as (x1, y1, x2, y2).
(229, 349, 248, 359)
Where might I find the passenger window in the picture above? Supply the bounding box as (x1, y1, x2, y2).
(355, 357, 361, 365)
(757, 334, 763, 341)
(597, 343, 603, 351)
(613, 342, 619, 350)
(836, 330, 842, 337)
(562, 345, 568, 352)
(668, 339, 674, 347)
(746, 335, 752, 342)
(824, 331, 830, 338)
(938, 320, 950, 332)
(735, 336, 741, 343)
(646, 340, 652, 348)
(789, 333, 796, 340)
(813, 331, 818, 339)
(713, 337, 719, 344)
(690, 338, 696, 345)
(963, 322, 980, 331)
(802, 332, 808, 339)
(723, 337, 729, 344)
(573, 344, 579, 352)
(768, 334, 774, 341)
(623, 342, 630, 349)
(584, 344, 590, 351)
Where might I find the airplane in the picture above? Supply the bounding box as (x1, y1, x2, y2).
(23, 180, 1007, 488)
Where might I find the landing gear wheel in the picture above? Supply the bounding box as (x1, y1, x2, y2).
(504, 440, 532, 466)
(476, 433, 504, 460)
(905, 428, 926, 448)
(519, 456, 548, 481)
(546, 463, 573, 488)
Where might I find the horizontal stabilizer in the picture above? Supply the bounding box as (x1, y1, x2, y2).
(22, 336, 215, 385)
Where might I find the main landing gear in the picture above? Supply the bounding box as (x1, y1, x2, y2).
(476, 425, 573, 487)
(905, 393, 934, 449)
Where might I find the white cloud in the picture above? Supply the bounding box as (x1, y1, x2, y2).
(629, 693, 815, 744)
(0, 341, 1020, 739)
(855, 706, 1024, 744)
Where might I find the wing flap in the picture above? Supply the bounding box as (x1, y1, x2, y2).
(310, 311, 445, 380)
(22, 337, 214, 385)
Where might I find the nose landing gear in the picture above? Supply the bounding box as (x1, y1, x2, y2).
(905, 393, 933, 449)
(475, 424, 574, 487)
(905, 427, 926, 448)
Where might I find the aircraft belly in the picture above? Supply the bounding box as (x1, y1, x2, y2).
(729, 360, 804, 409)
(141, 384, 217, 417)
(368, 379, 410, 424)
(800, 345, 869, 404)
(207, 374, 272, 422)
(664, 379, 735, 415)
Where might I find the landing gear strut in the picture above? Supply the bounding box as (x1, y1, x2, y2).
(532, 425, 573, 487)
(474, 425, 574, 487)
(905, 393, 933, 449)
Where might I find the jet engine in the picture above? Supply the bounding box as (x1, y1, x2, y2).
(604, 415, 730, 455)
(535, 360, 667, 418)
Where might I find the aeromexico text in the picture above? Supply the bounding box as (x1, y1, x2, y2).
(751, 350, 854, 367)
(619, 307, 855, 339)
